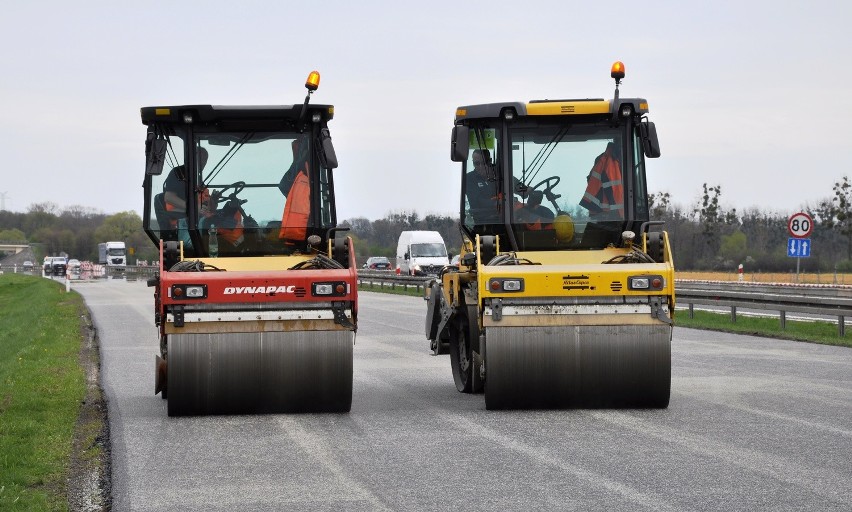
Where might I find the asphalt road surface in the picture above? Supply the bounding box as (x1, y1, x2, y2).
(75, 279, 852, 511)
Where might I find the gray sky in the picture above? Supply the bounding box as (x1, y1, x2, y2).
(1, 0, 850, 221)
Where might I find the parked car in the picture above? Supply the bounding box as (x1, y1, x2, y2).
(363, 256, 392, 270)
(51, 257, 67, 277)
(67, 259, 82, 275)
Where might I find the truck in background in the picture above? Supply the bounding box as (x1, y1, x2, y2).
(396, 231, 449, 276)
(98, 241, 127, 270)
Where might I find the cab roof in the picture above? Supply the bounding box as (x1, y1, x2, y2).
(454, 98, 649, 121)
(140, 104, 334, 125)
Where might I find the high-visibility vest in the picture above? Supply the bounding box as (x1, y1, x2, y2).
(279, 168, 310, 240)
(217, 209, 244, 246)
(580, 146, 624, 218)
(164, 199, 180, 229)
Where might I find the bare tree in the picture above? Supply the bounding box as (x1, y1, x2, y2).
(814, 176, 852, 260)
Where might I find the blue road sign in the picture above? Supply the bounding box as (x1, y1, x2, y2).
(787, 238, 811, 258)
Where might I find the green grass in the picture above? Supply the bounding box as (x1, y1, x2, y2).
(675, 309, 852, 348)
(0, 274, 87, 511)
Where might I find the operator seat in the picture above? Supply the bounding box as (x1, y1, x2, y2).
(153, 193, 182, 240)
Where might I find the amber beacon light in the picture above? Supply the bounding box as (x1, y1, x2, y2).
(305, 71, 321, 91)
(611, 61, 625, 81)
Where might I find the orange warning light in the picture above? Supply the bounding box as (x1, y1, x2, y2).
(305, 71, 320, 91)
(611, 61, 625, 81)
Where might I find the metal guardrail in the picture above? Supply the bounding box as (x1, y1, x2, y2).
(675, 280, 852, 335)
(357, 269, 431, 294)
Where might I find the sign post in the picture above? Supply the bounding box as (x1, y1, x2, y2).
(787, 212, 814, 282)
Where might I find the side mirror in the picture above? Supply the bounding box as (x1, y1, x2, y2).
(319, 128, 338, 169)
(404, 252, 410, 260)
(639, 122, 661, 158)
(145, 136, 167, 175)
(450, 125, 469, 162)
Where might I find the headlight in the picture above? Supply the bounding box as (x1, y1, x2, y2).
(503, 279, 522, 291)
(488, 278, 524, 293)
(628, 275, 664, 291)
(185, 286, 205, 298)
(631, 277, 650, 289)
(314, 284, 333, 295)
(312, 281, 348, 297)
(170, 284, 207, 299)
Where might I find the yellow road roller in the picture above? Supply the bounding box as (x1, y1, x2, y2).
(141, 72, 356, 415)
(425, 62, 673, 409)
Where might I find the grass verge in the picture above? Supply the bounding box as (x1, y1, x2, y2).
(675, 309, 852, 348)
(0, 274, 101, 511)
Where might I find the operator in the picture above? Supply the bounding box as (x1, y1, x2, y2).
(278, 136, 311, 241)
(163, 147, 210, 212)
(580, 142, 624, 219)
(464, 149, 502, 224)
(163, 147, 212, 248)
(465, 148, 551, 227)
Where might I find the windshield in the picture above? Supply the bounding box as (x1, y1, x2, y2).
(107, 248, 125, 256)
(411, 243, 447, 258)
(462, 119, 648, 251)
(145, 127, 335, 257)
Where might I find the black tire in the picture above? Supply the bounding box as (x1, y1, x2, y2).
(449, 315, 472, 393)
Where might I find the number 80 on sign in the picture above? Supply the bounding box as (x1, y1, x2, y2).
(788, 212, 813, 239)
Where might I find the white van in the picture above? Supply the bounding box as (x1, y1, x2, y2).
(396, 231, 449, 276)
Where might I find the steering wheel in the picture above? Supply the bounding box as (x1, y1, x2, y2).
(214, 181, 246, 201)
(530, 176, 560, 195)
(518, 176, 561, 222)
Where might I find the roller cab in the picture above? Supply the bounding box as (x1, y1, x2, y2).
(141, 72, 356, 416)
(426, 62, 673, 409)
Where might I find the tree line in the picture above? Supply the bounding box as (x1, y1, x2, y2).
(0, 203, 156, 264)
(651, 178, 852, 272)
(5, 178, 852, 272)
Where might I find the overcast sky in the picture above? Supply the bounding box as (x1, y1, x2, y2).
(1, 0, 850, 221)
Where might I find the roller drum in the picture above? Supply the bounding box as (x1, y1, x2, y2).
(167, 330, 353, 416)
(484, 324, 671, 410)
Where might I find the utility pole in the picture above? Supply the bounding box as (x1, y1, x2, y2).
(0, 191, 8, 211)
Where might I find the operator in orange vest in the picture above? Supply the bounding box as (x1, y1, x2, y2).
(279, 136, 311, 242)
(580, 142, 624, 219)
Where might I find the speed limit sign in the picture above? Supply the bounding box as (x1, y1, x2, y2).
(788, 212, 813, 238)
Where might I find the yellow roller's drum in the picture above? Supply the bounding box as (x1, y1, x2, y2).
(553, 214, 574, 243)
(484, 324, 671, 409)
